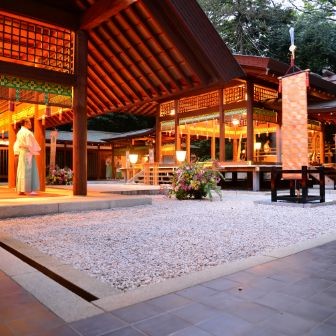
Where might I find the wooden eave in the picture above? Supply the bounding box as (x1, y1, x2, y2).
(0, 0, 244, 128)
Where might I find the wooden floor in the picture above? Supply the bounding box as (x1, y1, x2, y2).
(0, 185, 70, 199)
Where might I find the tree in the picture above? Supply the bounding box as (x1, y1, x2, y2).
(289, 0, 336, 21)
(293, 11, 336, 72)
(87, 113, 155, 132)
(197, 0, 336, 73)
(197, 0, 294, 56)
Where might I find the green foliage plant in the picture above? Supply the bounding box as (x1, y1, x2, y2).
(170, 162, 223, 201)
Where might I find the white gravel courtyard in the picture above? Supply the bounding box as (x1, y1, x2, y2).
(1, 192, 336, 292)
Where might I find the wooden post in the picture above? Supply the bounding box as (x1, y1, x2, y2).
(246, 81, 254, 161)
(233, 138, 238, 161)
(8, 118, 16, 189)
(186, 131, 190, 163)
(219, 88, 225, 161)
(276, 124, 281, 164)
(174, 100, 179, 164)
(289, 180, 295, 197)
(63, 143, 67, 167)
(319, 166, 325, 203)
(73, 30, 88, 195)
(34, 110, 46, 191)
(320, 124, 325, 164)
(271, 166, 277, 202)
(97, 144, 101, 180)
(155, 113, 161, 163)
(211, 120, 216, 159)
(301, 165, 308, 203)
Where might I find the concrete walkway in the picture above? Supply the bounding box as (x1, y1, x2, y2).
(0, 182, 159, 218)
(1, 183, 336, 335)
(1, 239, 336, 335)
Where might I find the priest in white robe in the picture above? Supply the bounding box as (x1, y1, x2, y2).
(14, 118, 41, 195)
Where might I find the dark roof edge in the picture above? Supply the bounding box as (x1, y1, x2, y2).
(162, 0, 245, 83)
(102, 127, 155, 142)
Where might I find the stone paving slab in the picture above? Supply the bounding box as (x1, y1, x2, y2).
(0, 247, 103, 323)
(1, 238, 336, 335)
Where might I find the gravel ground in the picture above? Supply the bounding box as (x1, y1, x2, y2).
(0, 192, 336, 291)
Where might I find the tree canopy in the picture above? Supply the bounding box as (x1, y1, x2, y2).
(197, 0, 336, 73)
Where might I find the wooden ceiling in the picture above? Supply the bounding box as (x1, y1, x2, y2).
(0, 0, 244, 127)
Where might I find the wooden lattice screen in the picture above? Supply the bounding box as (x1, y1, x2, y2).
(0, 13, 74, 73)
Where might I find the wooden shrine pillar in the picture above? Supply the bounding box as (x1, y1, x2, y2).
(233, 138, 238, 161)
(34, 110, 46, 191)
(8, 119, 16, 189)
(276, 124, 282, 163)
(155, 113, 161, 163)
(73, 30, 88, 195)
(174, 100, 180, 164)
(186, 132, 190, 163)
(246, 81, 254, 161)
(219, 88, 225, 161)
(320, 123, 325, 164)
(211, 119, 216, 160)
(97, 144, 101, 180)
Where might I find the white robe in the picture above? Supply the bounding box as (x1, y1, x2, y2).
(14, 126, 41, 193)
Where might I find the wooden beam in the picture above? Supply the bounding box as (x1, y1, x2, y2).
(0, 0, 80, 30)
(0, 61, 75, 87)
(81, 0, 136, 30)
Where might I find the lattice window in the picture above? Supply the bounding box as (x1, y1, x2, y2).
(0, 13, 74, 73)
(224, 85, 246, 104)
(160, 120, 175, 131)
(179, 91, 218, 113)
(254, 85, 278, 102)
(253, 108, 277, 123)
(160, 101, 175, 117)
(48, 93, 72, 107)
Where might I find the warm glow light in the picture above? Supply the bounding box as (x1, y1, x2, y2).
(176, 150, 187, 163)
(129, 154, 138, 164)
(232, 119, 239, 126)
(254, 142, 262, 150)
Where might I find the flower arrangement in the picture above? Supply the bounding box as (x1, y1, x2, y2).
(170, 162, 223, 200)
(46, 165, 73, 185)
